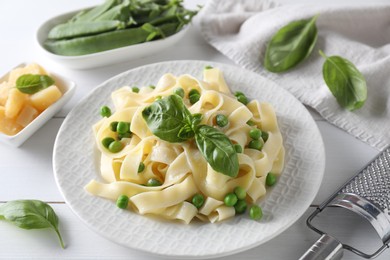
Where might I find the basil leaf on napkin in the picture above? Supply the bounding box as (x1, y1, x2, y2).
(264, 15, 318, 73)
(0, 200, 65, 248)
(320, 50, 367, 111)
(142, 94, 194, 143)
(16, 74, 55, 94)
(195, 125, 239, 178)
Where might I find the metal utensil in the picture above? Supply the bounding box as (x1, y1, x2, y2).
(300, 145, 390, 260)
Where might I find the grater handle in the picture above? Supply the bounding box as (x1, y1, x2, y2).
(299, 234, 344, 260)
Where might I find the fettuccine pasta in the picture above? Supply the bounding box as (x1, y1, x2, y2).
(85, 67, 284, 224)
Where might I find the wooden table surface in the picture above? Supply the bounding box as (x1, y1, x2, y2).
(0, 0, 389, 259)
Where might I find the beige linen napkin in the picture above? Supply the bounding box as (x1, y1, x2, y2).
(199, 0, 390, 151)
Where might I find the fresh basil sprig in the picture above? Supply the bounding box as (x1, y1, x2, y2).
(16, 74, 55, 94)
(142, 95, 195, 143)
(142, 95, 239, 178)
(264, 15, 318, 73)
(195, 125, 239, 178)
(0, 200, 64, 248)
(319, 50, 367, 111)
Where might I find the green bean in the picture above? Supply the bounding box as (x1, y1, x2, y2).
(48, 21, 125, 40)
(45, 22, 179, 56)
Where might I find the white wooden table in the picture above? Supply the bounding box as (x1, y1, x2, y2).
(0, 0, 389, 259)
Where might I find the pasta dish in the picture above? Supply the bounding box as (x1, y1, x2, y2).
(85, 67, 284, 224)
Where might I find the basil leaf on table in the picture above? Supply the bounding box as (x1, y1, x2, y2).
(0, 200, 65, 249)
(195, 125, 239, 178)
(16, 74, 55, 94)
(319, 50, 367, 111)
(264, 15, 318, 73)
(142, 94, 194, 142)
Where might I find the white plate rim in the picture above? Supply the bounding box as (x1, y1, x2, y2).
(53, 60, 325, 258)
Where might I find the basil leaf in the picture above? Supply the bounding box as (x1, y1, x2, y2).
(320, 50, 367, 111)
(16, 74, 55, 94)
(195, 125, 239, 178)
(142, 95, 194, 143)
(0, 200, 64, 248)
(264, 15, 318, 73)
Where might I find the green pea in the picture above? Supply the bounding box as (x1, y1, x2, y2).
(117, 121, 130, 134)
(188, 89, 200, 97)
(249, 128, 262, 140)
(192, 193, 205, 209)
(234, 200, 247, 214)
(116, 195, 129, 209)
(234, 91, 245, 97)
(204, 65, 213, 70)
(110, 121, 118, 132)
(189, 93, 200, 104)
(173, 87, 185, 98)
(132, 86, 139, 93)
(237, 94, 249, 105)
(248, 139, 263, 151)
(118, 132, 132, 139)
(224, 193, 238, 207)
(101, 137, 115, 149)
(149, 85, 156, 90)
(266, 172, 277, 186)
(249, 205, 263, 220)
(100, 106, 111, 117)
(234, 186, 246, 200)
(234, 144, 243, 153)
(138, 162, 145, 173)
(246, 120, 256, 126)
(216, 114, 228, 127)
(262, 131, 269, 142)
(108, 141, 123, 153)
(146, 178, 162, 187)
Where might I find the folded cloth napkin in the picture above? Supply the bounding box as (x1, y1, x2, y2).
(199, 0, 390, 151)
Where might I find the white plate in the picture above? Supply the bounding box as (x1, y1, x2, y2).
(36, 8, 189, 70)
(0, 62, 76, 147)
(53, 60, 325, 258)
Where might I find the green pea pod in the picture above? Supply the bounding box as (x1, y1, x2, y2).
(44, 22, 179, 56)
(72, 0, 119, 22)
(48, 20, 125, 40)
(94, 1, 130, 22)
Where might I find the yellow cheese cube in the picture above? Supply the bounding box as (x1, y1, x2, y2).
(16, 104, 39, 127)
(5, 88, 27, 118)
(30, 85, 62, 112)
(0, 106, 23, 136)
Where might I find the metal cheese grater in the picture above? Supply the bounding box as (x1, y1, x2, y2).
(300, 146, 390, 260)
